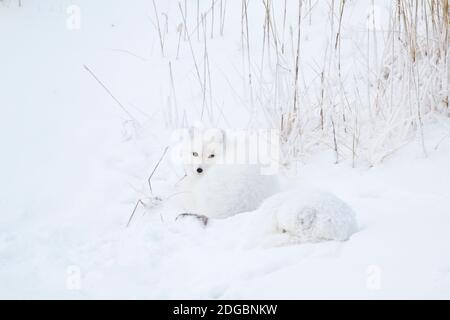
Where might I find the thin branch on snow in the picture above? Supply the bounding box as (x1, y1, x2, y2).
(148, 146, 170, 194)
(83, 65, 138, 124)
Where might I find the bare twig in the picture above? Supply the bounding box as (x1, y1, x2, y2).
(127, 146, 169, 228)
(169, 62, 179, 125)
(127, 199, 146, 227)
(148, 146, 170, 194)
(243, 0, 254, 109)
(211, 0, 215, 39)
(178, 2, 204, 92)
(152, 0, 165, 57)
(331, 116, 339, 164)
(293, 0, 303, 114)
(83, 65, 137, 123)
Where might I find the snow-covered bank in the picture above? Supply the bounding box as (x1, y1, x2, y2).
(1, 120, 449, 299)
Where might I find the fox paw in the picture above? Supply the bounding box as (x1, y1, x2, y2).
(176, 213, 209, 226)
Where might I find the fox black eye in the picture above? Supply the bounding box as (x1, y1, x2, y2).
(192, 152, 199, 157)
(208, 154, 215, 158)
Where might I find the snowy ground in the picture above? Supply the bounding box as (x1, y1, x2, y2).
(1, 0, 449, 299)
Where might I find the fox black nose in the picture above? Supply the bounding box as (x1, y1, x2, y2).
(196, 168, 203, 174)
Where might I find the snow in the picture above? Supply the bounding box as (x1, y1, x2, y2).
(1, 0, 449, 299)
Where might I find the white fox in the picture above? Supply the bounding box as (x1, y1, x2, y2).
(175, 127, 279, 219)
(173, 127, 357, 245)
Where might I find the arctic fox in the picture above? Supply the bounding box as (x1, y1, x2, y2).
(175, 127, 279, 219)
(255, 187, 358, 244)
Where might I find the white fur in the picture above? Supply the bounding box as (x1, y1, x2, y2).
(176, 127, 279, 218)
(178, 164, 279, 219)
(174, 127, 357, 245)
(253, 188, 358, 245)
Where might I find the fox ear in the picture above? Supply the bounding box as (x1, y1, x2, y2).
(187, 126, 204, 143)
(187, 127, 194, 139)
(205, 128, 225, 144)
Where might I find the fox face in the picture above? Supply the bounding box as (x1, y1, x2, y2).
(181, 128, 225, 177)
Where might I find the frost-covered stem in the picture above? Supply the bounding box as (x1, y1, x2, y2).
(219, 0, 226, 36)
(178, 2, 204, 93)
(293, 0, 303, 114)
(169, 62, 179, 126)
(331, 116, 339, 164)
(222, 0, 228, 36)
(176, 26, 182, 59)
(320, 70, 325, 131)
(127, 199, 146, 228)
(148, 146, 169, 194)
(281, 0, 287, 54)
(197, 0, 200, 41)
(243, 0, 254, 110)
(184, 0, 188, 40)
(201, 14, 213, 121)
(335, 0, 345, 76)
(152, 0, 165, 57)
(261, 0, 268, 74)
(83, 65, 137, 124)
(211, 0, 215, 39)
(202, 14, 208, 119)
